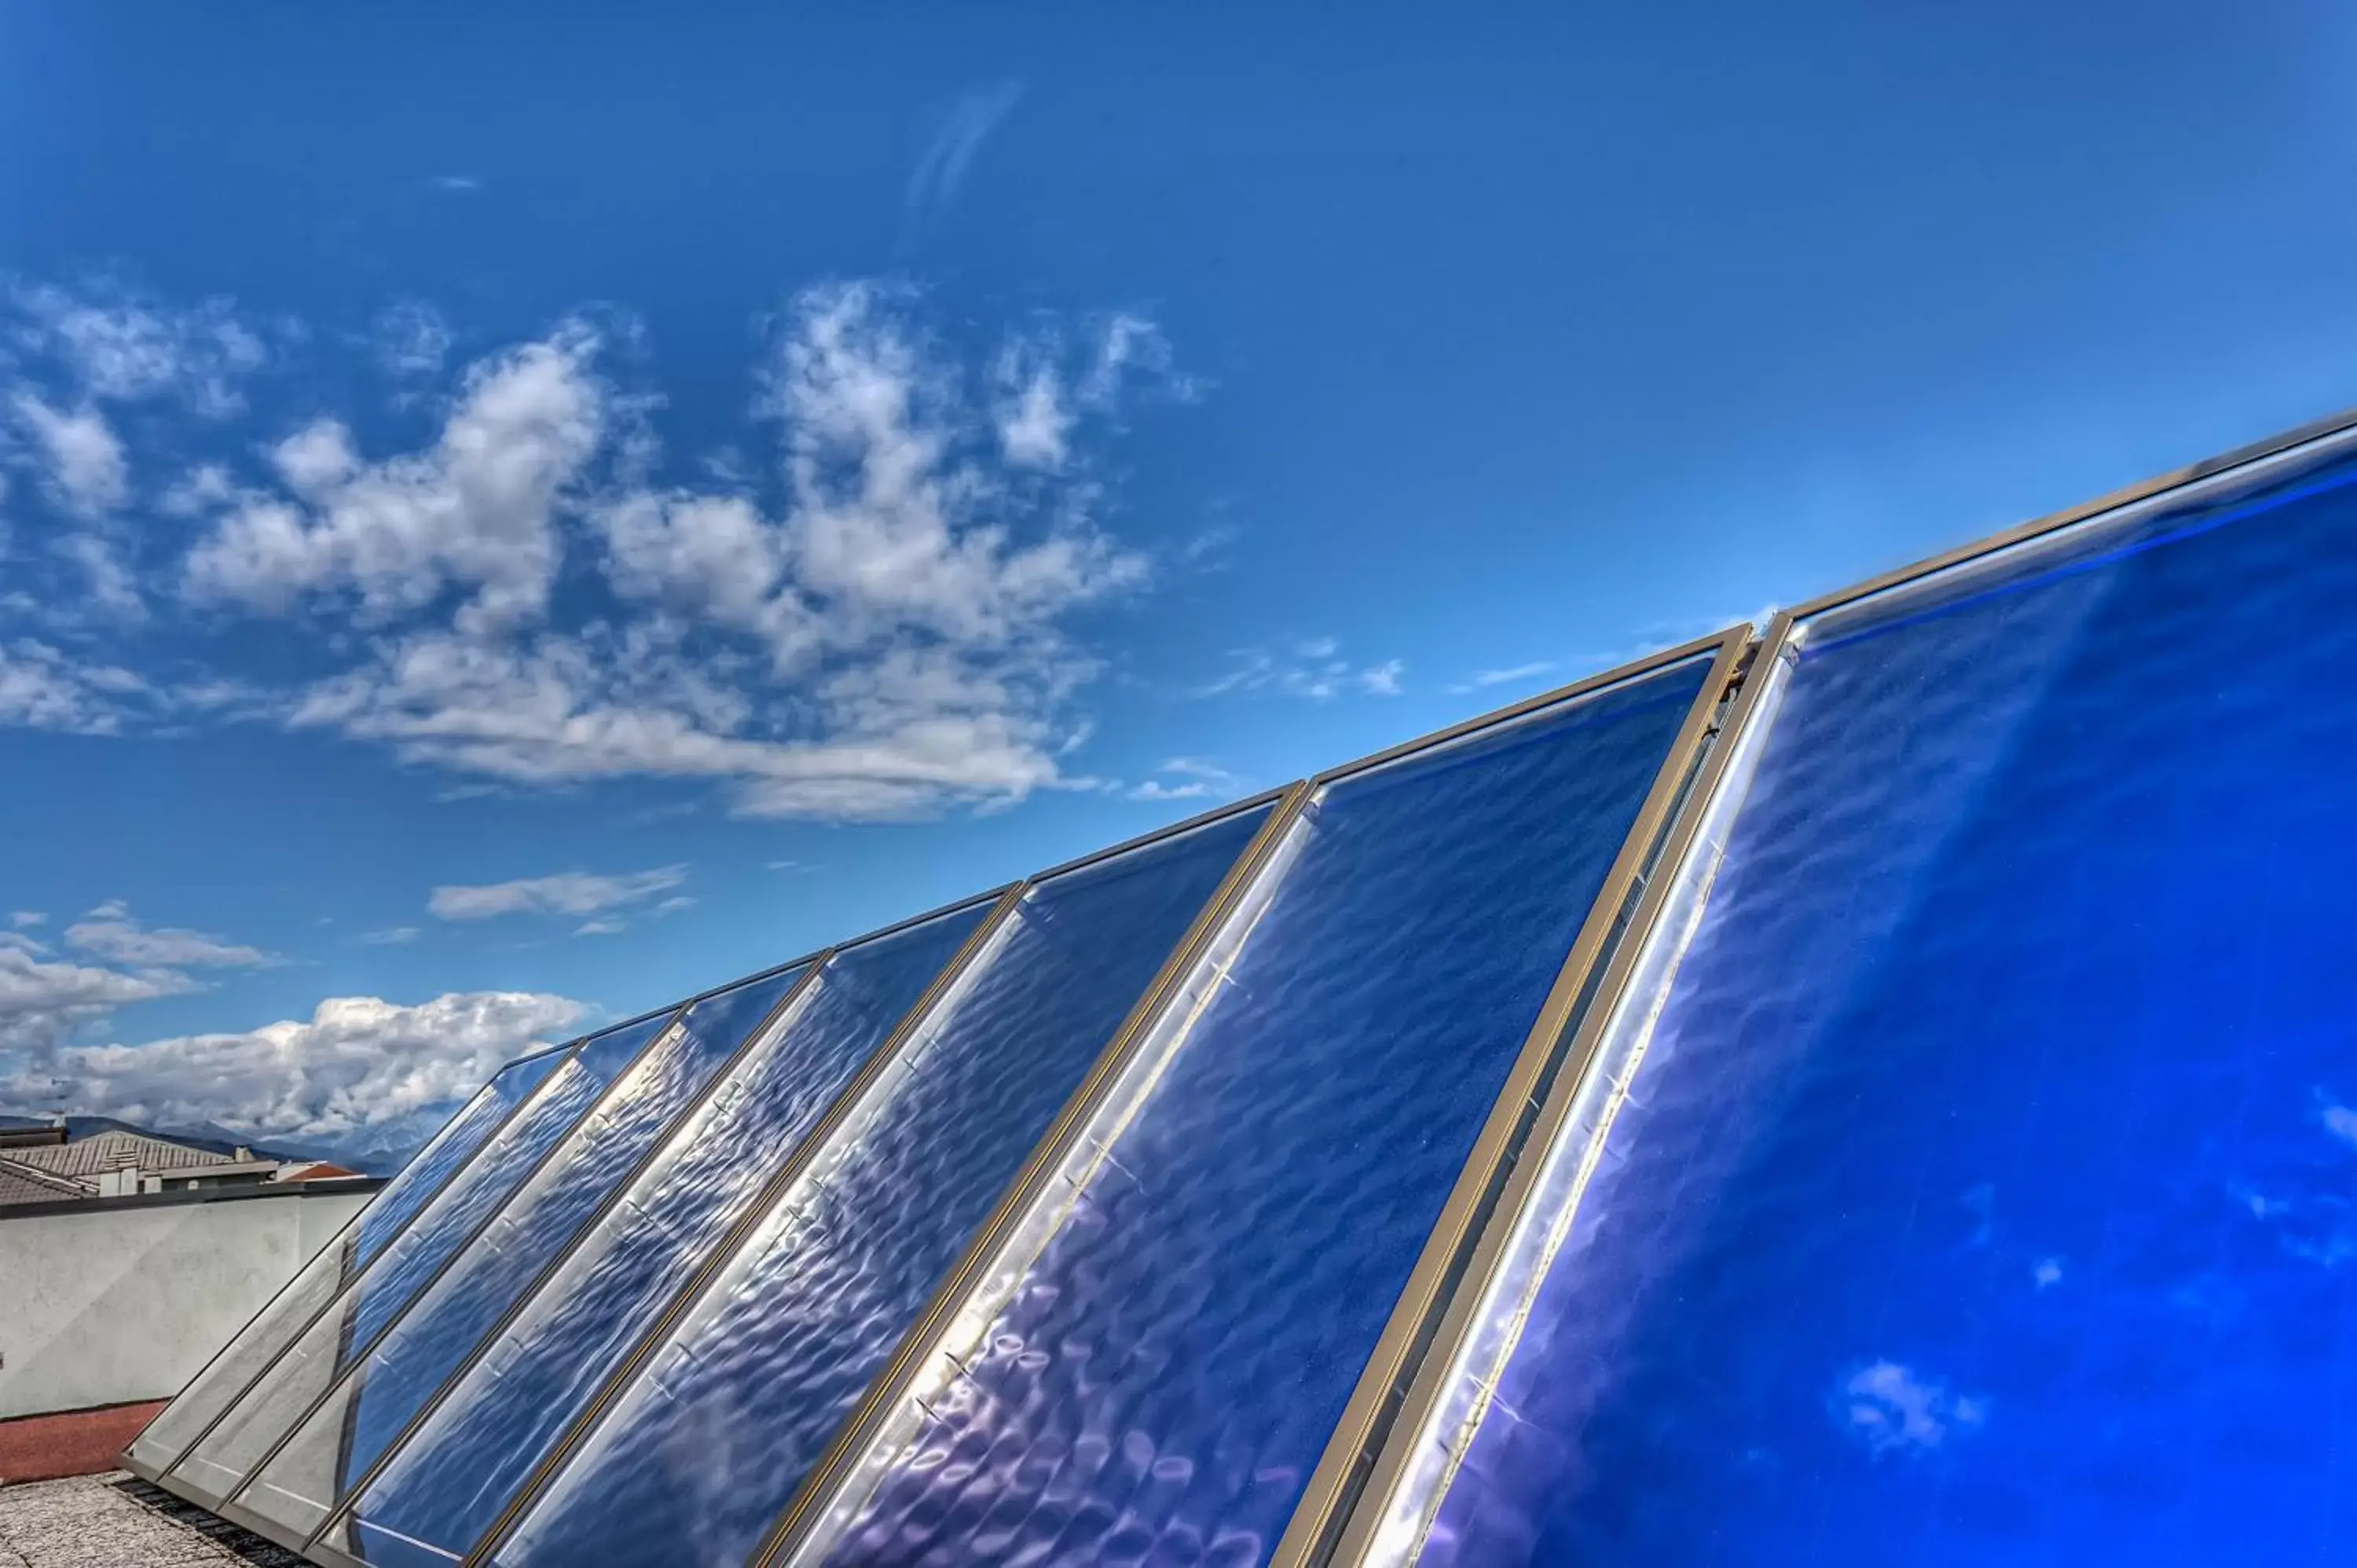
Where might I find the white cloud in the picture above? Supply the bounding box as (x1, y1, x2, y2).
(9, 281, 268, 416)
(574, 918, 625, 937)
(0, 639, 153, 734)
(1197, 639, 1406, 701)
(376, 300, 453, 379)
(1450, 660, 1558, 694)
(2, 990, 588, 1143)
(428, 864, 688, 921)
(0, 943, 195, 1058)
(64, 907, 275, 968)
(362, 925, 421, 945)
(185, 324, 603, 631)
(1127, 756, 1241, 802)
(905, 82, 1025, 222)
(2033, 1257, 2065, 1289)
(431, 174, 482, 195)
(9, 913, 43, 929)
(2322, 1099, 2357, 1150)
(0, 279, 1183, 825)
(764, 859, 801, 872)
(13, 394, 127, 515)
(1835, 1361, 1986, 1456)
(653, 895, 695, 917)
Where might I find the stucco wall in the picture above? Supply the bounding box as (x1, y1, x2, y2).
(0, 1185, 376, 1420)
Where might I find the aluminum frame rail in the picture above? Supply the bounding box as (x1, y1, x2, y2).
(208, 954, 836, 1536)
(289, 888, 1025, 1568)
(753, 625, 1750, 1568)
(123, 1024, 656, 1494)
(449, 786, 1309, 1568)
(117, 1039, 581, 1486)
(1317, 403, 2357, 1568)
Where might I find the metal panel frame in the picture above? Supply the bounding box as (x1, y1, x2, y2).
(119, 1033, 609, 1491)
(149, 1009, 699, 1519)
(1309, 616, 1794, 1568)
(1306, 405, 2357, 1566)
(115, 1046, 573, 1486)
(210, 954, 838, 1540)
(745, 783, 1311, 1568)
(1266, 626, 1748, 1568)
(370, 885, 1026, 1568)
(757, 626, 1747, 1568)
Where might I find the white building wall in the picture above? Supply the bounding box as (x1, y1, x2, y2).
(0, 1187, 375, 1420)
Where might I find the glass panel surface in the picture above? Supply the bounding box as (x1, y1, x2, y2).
(169, 1014, 673, 1500)
(128, 1047, 574, 1475)
(831, 658, 1710, 1568)
(236, 965, 810, 1536)
(326, 902, 991, 1567)
(499, 804, 1275, 1568)
(1417, 445, 2357, 1568)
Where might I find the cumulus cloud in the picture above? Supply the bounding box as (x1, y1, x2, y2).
(1197, 639, 1406, 701)
(0, 942, 195, 1058)
(185, 324, 602, 631)
(0, 639, 154, 734)
(13, 394, 127, 515)
(428, 864, 689, 921)
(1835, 1361, 1986, 1456)
(2, 990, 588, 1144)
(8, 280, 269, 416)
(3, 277, 1188, 824)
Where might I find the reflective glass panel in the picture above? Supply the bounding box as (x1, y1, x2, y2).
(1419, 442, 2357, 1568)
(126, 1046, 574, 1478)
(833, 657, 1710, 1568)
(500, 804, 1274, 1568)
(234, 965, 810, 1536)
(325, 900, 991, 1567)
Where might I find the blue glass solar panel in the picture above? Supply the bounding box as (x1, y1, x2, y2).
(324, 901, 991, 1568)
(1417, 442, 2357, 1568)
(230, 965, 811, 1538)
(496, 804, 1276, 1568)
(126, 1047, 573, 1478)
(167, 1013, 674, 1501)
(831, 658, 1710, 1568)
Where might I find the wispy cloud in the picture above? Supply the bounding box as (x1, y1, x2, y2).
(361, 925, 420, 946)
(1127, 756, 1241, 802)
(1197, 639, 1406, 701)
(905, 81, 1025, 226)
(9, 912, 43, 929)
(430, 174, 482, 195)
(1448, 660, 1557, 695)
(427, 865, 689, 922)
(1834, 1361, 1985, 1456)
(64, 904, 277, 969)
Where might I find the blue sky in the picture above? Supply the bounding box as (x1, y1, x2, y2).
(3, 1, 2355, 1160)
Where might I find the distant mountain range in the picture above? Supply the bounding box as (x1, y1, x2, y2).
(0, 1112, 429, 1176)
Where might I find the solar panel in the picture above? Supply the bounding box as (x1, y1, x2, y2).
(165, 1011, 685, 1507)
(488, 796, 1285, 1568)
(1374, 424, 2357, 1567)
(303, 896, 999, 1568)
(793, 643, 1732, 1568)
(123, 1039, 584, 1485)
(218, 962, 817, 1538)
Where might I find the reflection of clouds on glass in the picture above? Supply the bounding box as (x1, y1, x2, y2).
(1834, 1361, 1986, 1456)
(2319, 1097, 2357, 1151)
(2032, 1256, 2064, 1290)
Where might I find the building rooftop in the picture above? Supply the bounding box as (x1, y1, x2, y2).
(0, 1161, 91, 1207)
(0, 1473, 299, 1567)
(3, 1133, 242, 1182)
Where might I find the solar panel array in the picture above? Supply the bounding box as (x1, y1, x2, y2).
(128, 410, 2357, 1567)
